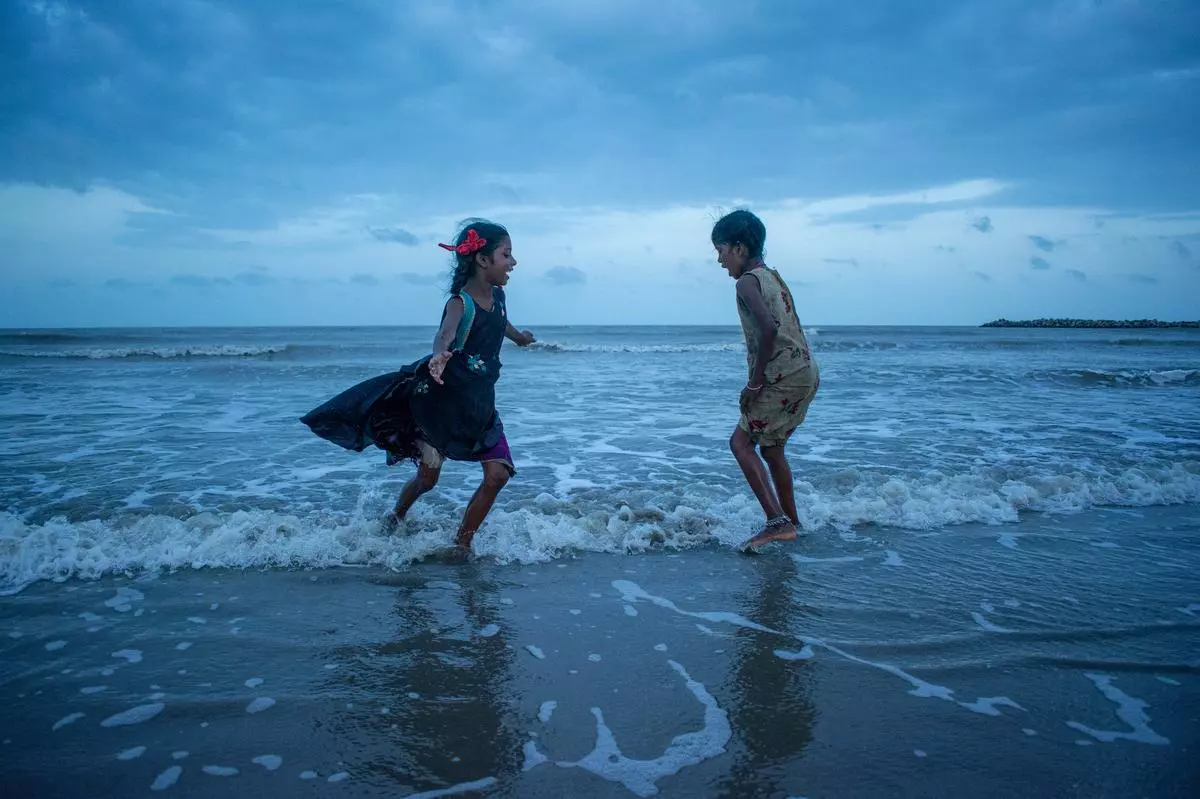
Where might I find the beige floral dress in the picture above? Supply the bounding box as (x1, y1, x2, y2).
(736, 266, 820, 447)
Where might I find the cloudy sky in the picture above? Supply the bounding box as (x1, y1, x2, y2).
(2, 0, 1198, 327)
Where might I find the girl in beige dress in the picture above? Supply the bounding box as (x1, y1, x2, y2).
(712, 210, 820, 550)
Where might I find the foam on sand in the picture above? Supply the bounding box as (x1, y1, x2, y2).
(101, 703, 164, 727)
(523, 740, 548, 771)
(252, 755, 282, 771)
(52, 712, 85, 731)
(246, 697, 275, 714)
(116, 745, 146, 760)
(1067, 673, 1170, 745)
(548, 660, 731, 798)
(104, 588, 145, 612)
(960, 697, 1025, 717)
(971, 612, 1013, 633)
(405, 777, 499, 798)
(615, 579, 983, 706)
(151, 766, 182, 791)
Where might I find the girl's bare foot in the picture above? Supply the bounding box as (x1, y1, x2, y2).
(741, 516, 798, 550)
(381, 511, 402, 534)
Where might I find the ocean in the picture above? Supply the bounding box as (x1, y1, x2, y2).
(1, 325, 1198, 796)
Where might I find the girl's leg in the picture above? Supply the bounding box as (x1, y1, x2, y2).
(730, 428, 790, 519)
(760, 444, 798, 525)
(454, 461, 511, 550)
(384, 462, 441, 530)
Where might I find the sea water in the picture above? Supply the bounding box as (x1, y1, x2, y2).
(1, 324, 1198, 591)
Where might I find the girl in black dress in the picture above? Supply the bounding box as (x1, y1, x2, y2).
(301, 220, 535, 555)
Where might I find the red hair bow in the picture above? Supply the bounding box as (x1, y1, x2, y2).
(438, 228, 487, 255)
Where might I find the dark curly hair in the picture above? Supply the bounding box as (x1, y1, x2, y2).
(711, 209, 766, 260)
(444, 219, 510, 295)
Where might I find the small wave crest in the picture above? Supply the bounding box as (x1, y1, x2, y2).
(1110, 338, 1200, 348)
(3, 460, 1196, 591)
(0, 344, 294, 360)
(1034, 368, 1200, 388)
(0, 332, 87, 344)
(529, 341, 743, 354)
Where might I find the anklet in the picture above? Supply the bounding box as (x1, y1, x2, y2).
(765, 515, 792, 529)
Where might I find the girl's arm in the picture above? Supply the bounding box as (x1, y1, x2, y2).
(428, 297, 465, 384)
(504, 321, 536, 347)
(736, 274, 777, 389)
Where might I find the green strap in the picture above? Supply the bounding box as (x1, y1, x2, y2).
(453, 291, 476, 351)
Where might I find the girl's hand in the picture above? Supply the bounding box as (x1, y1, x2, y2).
(428, 350, 453, 384)
(516, 330, 537, 347)
(740, 383, 763, 413)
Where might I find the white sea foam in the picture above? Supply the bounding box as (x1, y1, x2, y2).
(531, 341, 742, 354)
(554, 660, 731, 798)
(52, 712, 85, 730)
(5, 456, 1195, 589)
(151, 765, 182, 791)
(101, 703, 164, 727)
(615, 580, 1007, 709)
(523, 740, 548, 771)
(774, 647, 815, 661)
(252, 754, 282, 771)
(116, 745, 146, 760)
(405, 777, 499, 798)
(104, 588, 144, 611)
(246, 697, 275, 714)
(1067, 673, 1170, 745)
(2, 344, 292, 360)
(972, 613, 1013, 633)
(960, 697, 1025, 716)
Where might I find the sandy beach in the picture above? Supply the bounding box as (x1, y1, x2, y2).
(4, 505, 1197, 798)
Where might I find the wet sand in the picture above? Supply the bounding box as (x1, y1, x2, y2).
(2, 506, 1198, 798)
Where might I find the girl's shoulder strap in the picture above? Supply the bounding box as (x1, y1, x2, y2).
(453, 291, 476, 351)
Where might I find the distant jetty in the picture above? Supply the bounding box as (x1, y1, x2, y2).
(981, 318, 1200, 329)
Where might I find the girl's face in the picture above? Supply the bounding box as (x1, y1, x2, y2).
(715, 241, 750, 279)
(477, 236, 516, 287)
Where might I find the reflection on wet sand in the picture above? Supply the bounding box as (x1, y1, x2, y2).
(718, 555, 817, 797)
(327, 570, 522, 793)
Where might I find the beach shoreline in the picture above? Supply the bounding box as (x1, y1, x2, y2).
(3, 506, 1197, 798)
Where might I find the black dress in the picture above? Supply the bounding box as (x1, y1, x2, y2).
(300, 287, 511, 469)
